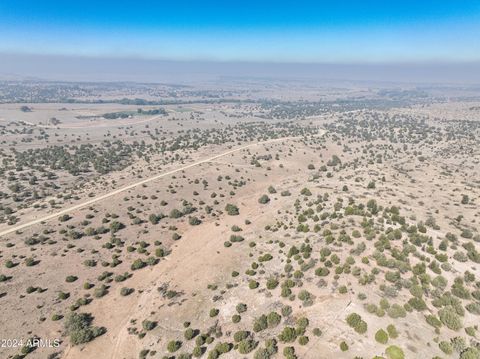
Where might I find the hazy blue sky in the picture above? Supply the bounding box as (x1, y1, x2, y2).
(1, 0, 479, 62)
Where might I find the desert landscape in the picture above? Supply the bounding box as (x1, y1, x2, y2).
(0, 80, 479, 359)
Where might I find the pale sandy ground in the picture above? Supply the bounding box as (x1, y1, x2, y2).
(0, 101, 479, 359)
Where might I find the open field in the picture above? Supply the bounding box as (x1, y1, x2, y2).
(0, 80, 479, 359)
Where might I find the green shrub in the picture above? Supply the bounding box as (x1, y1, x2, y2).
(109, 221, 125, 233)
(254, 348, 271, 359)
(208, 349, 219, 359)
(345, 313, 367, 334)
(298, 290, 312, 303)
(131, 259, 146, 270)
(142, 320, 157, 331)
(65, 275, 78, 283)
(459, 347, 480, 359)
(233, 331, 249, 342)
(155, 248, 165, 257)
(169, 209, 183, 218)
(184, 328, 196, 340)
(300, 188, 312, 196)
(385, 345, 405, 359)
(355, 321, 368, 334)
(93, 285, 108, 298)
(346, 313, 361, 327)
(408, 297, 427, 311)
(26, 286, 37, 294)
(258, 195, 270, 204)
(425, 315, 442, 328)
(231, 224, 242, 232)
(439, 306, 463, 331)
(148, 213, 161, 224)
(387, 304, 406, 318)
(386, 324, 398, 339)
(58, 291, 70, 300)
(439, 341, 453, 355)
(375, 329, 388, 344)
(253, 315, 268, 332)
(259, 253, 273, 262)
(281, 305, 292, 317)
(266, 277, 279, 289)
(193, 346, 204, 357)
(451, 336, 466, 353)
(120, 287, 134, 296)
(376, 307, 386, 317)
(278, 327, 297, 342)
(249, 280, 259, 289)
(230, 235, 244, 243)
(83, 282, 93, 290)
(189, 216, 202, 225)
(59, 214, 71, 222)
(64, 312, 106, 345)
(83, 259, 96, 267)
(296, 317, 309, 328)
(315, 267, 330, 276)
(25, 257, 36, 266)
(267, 312, 281, 328)
(214, 342, 231, 354)
(225, 204, 239, 215)
(238, 339, 256, 354)
(167, 340, 181, 352)
(51, 314, 63, 321)
(236, 303, 247, 313)
(298, 336, 309, 345)
(465, 302, 480, 315)
(283, 346, 297, 359)
(195, 335, 206, 347)
(465, 326, 476, 337)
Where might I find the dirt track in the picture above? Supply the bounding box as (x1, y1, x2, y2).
(0, 132, 323, 238)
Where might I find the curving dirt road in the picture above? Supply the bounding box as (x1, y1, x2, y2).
(0, 133, 321, 238)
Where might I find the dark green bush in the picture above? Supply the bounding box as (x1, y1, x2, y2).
(167, 340, 181, 352)
(64, 312, 106, 345)
(225, 204, 239, 215)
(278, 327, 297, 343)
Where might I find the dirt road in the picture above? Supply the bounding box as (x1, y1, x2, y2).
(0, 133, 322, 237)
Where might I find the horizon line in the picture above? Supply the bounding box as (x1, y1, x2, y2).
(2, 51, 480, 66)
